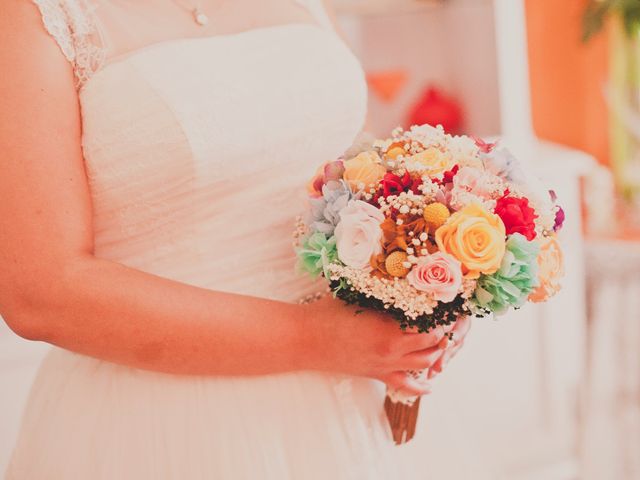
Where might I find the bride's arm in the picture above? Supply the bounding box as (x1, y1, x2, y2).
(0, 2, 313, 376)
(0, 1, 442, 391)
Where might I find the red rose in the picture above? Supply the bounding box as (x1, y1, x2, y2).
(494, 195, 538, 240)
(379, 172, 422, 198)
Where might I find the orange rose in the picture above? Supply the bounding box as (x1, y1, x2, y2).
(343, 152, 386, 192)
(529, 236, 564, 302)
(435, 203, 506, 279)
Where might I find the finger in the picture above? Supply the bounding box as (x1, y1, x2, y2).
(431, 358, 443, 374)
(442, 322, 456, 334)
(451, 316, 472, 341)
(401, 326, 445, 352)
(398, 346, 444, 371)
(383, 371, 432, 397)
(431, 350, 452, 374)
(448, 339, 466, 359)
(437, 335, 450, 350)
(396, 383, 432, 398)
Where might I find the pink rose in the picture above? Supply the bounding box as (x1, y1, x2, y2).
(407, 252, 463, 303)
(453, 166, 500, 199)
(334, 200, 385, 270)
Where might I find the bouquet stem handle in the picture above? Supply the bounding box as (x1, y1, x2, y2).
(384, 393, 421, 445)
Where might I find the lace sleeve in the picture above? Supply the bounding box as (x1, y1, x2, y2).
(31, 0, 106, 88)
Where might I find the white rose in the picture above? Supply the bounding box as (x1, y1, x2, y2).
(334, 200, 385, 270)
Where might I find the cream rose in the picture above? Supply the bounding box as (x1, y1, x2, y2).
(342, 151, 386, 193)
(407, 252, 463, 303)
(435, 203, 506, 279)
(334, 200, 385, 270)
(405, 147, 453, 175)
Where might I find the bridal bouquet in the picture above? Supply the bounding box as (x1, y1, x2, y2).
(294, 124, 565, 444)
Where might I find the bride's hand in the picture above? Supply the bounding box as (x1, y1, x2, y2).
(427, 315, 472, 380)
(305, 295, 448, 396)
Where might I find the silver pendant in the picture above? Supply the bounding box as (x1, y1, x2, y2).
(193, 7, 209, 26)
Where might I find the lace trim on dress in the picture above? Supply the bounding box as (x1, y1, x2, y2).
(31, 0, 106, 89)
(31, 0, 328, 89)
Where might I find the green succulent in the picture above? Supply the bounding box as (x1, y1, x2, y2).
(473, 233, 540, 315)
(296, 232, 339, 278)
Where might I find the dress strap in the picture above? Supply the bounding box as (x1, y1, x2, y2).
(31, 0, 106, 88)
(294, 0, 334, 31)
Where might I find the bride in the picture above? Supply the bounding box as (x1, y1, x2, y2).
(0, 0, 469, 478)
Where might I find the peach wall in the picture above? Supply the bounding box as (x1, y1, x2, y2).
(526, 0, 610, 164)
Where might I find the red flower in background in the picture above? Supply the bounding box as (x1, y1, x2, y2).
(407, 87, 464, 135)
(495, 195, 538, 241)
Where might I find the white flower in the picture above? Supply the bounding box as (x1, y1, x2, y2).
(448, 189, 496, 212)
(418, 177, 440, 202)
(334, 200, 385, 271)
(483, 148, 526, 184)
(406, 124, 446, 146)
(453, 166, 505, 200)
(448, 135, 482, 167)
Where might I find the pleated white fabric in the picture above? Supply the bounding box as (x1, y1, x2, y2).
(9, 349, 411, 479)
(6, 3, 424, 479)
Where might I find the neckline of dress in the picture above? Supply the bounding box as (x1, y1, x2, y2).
(105, 22, 330, 70)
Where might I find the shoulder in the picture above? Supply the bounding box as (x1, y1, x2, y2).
(0, 0, 77, 94)
(30, 0, 77, 61)
(1, 0, 75, 64)
(2, 0, 104, 89)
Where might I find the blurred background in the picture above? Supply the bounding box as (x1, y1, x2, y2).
(1, 0, 639, 478)
(334, 0, 639, 478)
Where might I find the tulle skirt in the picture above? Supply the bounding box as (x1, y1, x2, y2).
(6, 347, 419, 480)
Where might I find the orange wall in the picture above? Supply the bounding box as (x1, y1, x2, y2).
(526, 0, 609, 164)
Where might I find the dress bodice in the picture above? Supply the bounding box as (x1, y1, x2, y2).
(32, 1, 368, 300)
(8, 9, 404, 480)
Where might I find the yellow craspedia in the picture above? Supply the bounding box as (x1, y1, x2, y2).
(423, 203, 450, 231)
(385, 251, 410, 278)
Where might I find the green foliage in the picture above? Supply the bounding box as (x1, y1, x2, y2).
(472, 234, 540, 315)
(583, 0, 640, 42)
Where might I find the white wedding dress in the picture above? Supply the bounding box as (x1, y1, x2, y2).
(6, 1, 419, 479)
